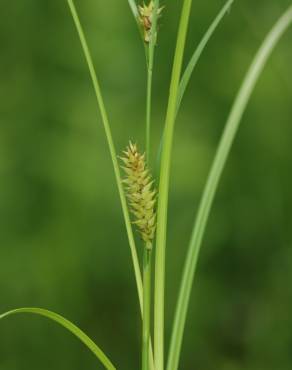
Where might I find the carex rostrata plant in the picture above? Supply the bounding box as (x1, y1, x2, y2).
(1, 1, 292, 370)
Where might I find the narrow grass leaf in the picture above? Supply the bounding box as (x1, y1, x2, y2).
(154, 0, 193, 369)
(128, 0, 138, 19)
(0, 308, 116, 370)
(167, 6, 292, 370)
(146, 0, 161, 161)
(177, 0, 235, 110)
(66, 0, 142, 315)
(156, 0, 235, 171)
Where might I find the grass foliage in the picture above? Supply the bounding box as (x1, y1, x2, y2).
(1, 1, 292, 369)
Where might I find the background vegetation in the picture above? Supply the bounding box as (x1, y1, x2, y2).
(0, 0, 291, 369)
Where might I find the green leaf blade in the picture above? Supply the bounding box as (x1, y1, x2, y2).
(167, 6, 292, 370)
(0, 308, 116, 370)
(146, 0, 161, 161)
(128, 0, 138, 19)
(156, 0, 235, 172)
(66, 0, 143, 318)
(154, 0, 194, 369)
(177, 0, 235, 112)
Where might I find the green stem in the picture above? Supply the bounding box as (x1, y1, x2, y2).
(128, 0, 139, 18)
(127, 0, 148, 59)
(156, 0, 235, 172)
(167, 6, 292, 370)
(154, 1, 193, 369)
(67, 0, 143, 316)
(142, 248, 152, 370)
(146, 64, 153, 162)
(146, 0, 160, 162)
(177, 0, 235, 110)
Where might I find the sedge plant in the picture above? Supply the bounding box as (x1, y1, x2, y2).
(1, 1, 292, 370)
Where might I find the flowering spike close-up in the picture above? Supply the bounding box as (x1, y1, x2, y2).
(138, 1, 164, 43)
(120, 142, 157, 248)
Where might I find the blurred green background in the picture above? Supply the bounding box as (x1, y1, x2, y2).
(1, 0, 292, 369)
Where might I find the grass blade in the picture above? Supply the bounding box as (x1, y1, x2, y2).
(154, 0, 193, 369)
(142, 249, 152, 370)
(146, 0, 160, 162)
(156, 0, 235, 171)
(128, 0, 138, 19)
(0, 307, 116, 370)
(127, 0, 146, 52)
(177, 0, 235, 111)
(67, 0, 142, 315)
(167, 6, 292, 370)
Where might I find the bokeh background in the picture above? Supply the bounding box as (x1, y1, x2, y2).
(1, 0, 292, 369)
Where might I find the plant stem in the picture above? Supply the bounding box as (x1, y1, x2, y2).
(128, 0, 139, 18)
(146, 63, 153, 163)
(154, 0, 193, 369)
(155, 0, 235, 172)
(167, 5, 292, 370)
(146, 0, 160, 163)
(142, 248, 152, 370)
(177, 0, 235, 110)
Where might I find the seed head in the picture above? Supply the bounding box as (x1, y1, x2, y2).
(120, 142, 156, 248)
(138, 1, 164, 43)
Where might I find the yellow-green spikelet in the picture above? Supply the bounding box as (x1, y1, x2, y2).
(138, 1, 164, 43)
(121, 142, 156, 248)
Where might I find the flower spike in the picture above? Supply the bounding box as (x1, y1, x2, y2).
(138, 1, 164, 43)
(120, 142, 157, 248)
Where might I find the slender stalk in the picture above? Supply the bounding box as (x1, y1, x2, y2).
(0, 308, 116, 370)
(128, 0, 147, 56)
(156, 0, 235, 171)
(128, 0, 139, 18)
(146, 62, 153, 162)
(67, 0, 143, 314)
(142, 248, 152, 370)
(154, 0, 193, 369)
(167, 6, 292, 370)
(177, 0, 235, 110)
(146, 0, 160, 162)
